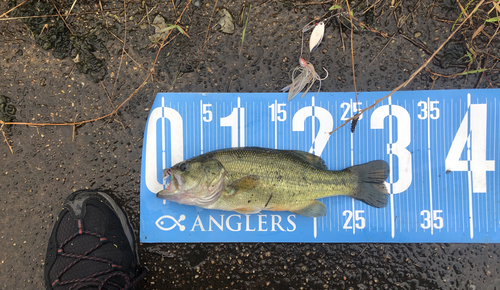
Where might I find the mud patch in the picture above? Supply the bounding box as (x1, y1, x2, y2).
(9, 0, 109, 82)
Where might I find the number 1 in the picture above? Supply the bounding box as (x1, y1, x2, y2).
(220, 98, 245, 148)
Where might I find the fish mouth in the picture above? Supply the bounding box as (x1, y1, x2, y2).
(157, 168, 180, 198)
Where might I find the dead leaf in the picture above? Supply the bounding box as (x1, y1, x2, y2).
(471, 23, 485, 42)
(149, 15, 170, 42)
(217, 8, 235, 34)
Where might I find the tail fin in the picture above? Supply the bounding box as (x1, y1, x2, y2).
(348, 160, 390, 208)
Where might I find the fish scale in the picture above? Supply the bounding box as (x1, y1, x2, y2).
(212, 148, 356, 200)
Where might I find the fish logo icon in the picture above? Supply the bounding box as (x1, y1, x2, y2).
(155, 215, 186, 231)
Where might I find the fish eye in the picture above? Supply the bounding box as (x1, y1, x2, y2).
(179, 163, 188, 172)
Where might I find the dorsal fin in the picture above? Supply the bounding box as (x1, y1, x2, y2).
(289, 150, 328, 170)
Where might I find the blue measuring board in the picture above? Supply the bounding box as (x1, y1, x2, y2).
(140, 90, 500, 243)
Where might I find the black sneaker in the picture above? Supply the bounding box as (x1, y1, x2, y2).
(44, 190, 147, 290)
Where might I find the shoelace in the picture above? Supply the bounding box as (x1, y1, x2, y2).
(51, 220, 147, 290)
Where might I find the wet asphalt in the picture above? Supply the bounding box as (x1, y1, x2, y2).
(1, 0, 500, 289)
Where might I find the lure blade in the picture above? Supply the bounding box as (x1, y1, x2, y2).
(309, 22, 325, 53)
(302, 23, 316, 33)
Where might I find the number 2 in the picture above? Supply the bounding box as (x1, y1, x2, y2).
(292, 103, 333, 156)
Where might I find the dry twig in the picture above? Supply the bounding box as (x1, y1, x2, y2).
(112, 0, 128, 98)
(0, 0, 27, 18)
(0, 9, 119, 21)
(329, 0, 486, 135)
(345, 0, 359, 131)
(50, 0, 74, 34)
(0, 0, 193, 153)
(198, 0, 219, 71)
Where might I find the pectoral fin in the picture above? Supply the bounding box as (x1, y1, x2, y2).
(228, 175, 259, 195)
(291, 200, 327, 217)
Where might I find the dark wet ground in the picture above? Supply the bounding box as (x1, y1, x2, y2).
(1, 0, 500, 289)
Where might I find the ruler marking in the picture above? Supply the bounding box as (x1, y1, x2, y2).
(163, 100, 170, 205)
(420, 103, 425, 232)
(451, 100, 456, 232)
(243, 101, 246, 147)
(467, 94, 474, 239)
(208, 102, 211, 152)
(336, 101, 340, 232)
(476, 97, 481, 233)
(402, 99, 406, 233)
(327, 100, 331, 232)
(476, 98, 481, 233)
(193, 104, 196, 154)
(216, 102, 218, 149)
(184, 103, 187, 158)
(412, 99, 416, 232)
(161, 97, 166, 170)
(427, 98, 434, 235)
(388, 96, 394, 238)
(267, 102, 270, 148)
(350, 98, 355, 235)
(163, 100, 171, 205)
(493, 101, 500, 233)
(443, 99, 449, 232)
(312, 97, 316, 154)
(252, 102, 255, 147)
(434, 102, 441, 231)
(459, 100, 464, 232)
(200, 101, 203, 154)
(366, 100, 372, 232)
(274, 100, 278, 149)
(485, 97, 488, 233)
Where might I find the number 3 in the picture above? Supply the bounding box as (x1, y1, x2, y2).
(370, 104, 412, 194)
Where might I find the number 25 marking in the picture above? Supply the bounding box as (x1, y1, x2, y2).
(343, 210, 365, 230)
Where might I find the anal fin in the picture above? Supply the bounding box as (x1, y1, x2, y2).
(291, 200, 327, 217)
(235, 206, 261, 215)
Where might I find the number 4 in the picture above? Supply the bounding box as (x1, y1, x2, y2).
(445, 102, 495, 193)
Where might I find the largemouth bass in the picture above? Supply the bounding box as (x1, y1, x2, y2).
(157, 147, 389, 217)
